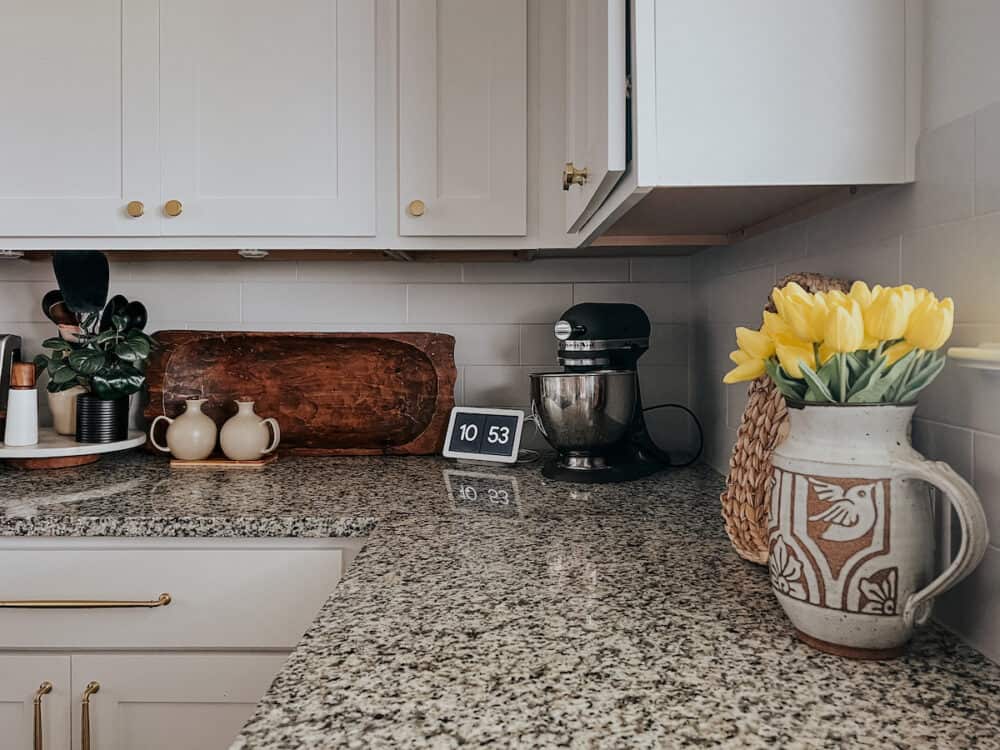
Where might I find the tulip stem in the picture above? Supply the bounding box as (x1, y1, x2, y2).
(839, 353, 848, 403)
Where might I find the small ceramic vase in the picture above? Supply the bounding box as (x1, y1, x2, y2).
(47, 385, 86, 436)
(768, 402, 989, 659)
(149, 399, 217, 461)
(219, 401, 280, 461)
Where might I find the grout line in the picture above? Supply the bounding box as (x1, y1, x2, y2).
(915, 415, 1000, 441)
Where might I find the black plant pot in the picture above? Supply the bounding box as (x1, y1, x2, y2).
(76, 394, 129, 444)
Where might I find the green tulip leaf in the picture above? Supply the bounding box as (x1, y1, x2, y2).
(798, 361, 835, 403)
(765, 359, 807, 400)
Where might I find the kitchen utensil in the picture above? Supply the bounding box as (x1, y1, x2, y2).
(529, 303, 669, 483)
(149, 398, 218, 461)
(219, 400, 280, 461)
(145, 331, 456, 455)
(0, 334, 22, 431)
(0, 428, 145, 470)
(41, 289, 78, 327)
(3, 362, 39, 447)
(52, 251, 109, 314)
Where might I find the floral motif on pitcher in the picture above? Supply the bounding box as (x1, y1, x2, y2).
(768, 470, 895, 615)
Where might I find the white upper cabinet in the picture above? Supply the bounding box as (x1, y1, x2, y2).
(0, 0, 158, 236)
(563, 0, 627, 233)
(159, 0, 376, 236)
(398, 0, 528, 236)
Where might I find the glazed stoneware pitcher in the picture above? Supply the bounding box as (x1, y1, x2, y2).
(768, 403, 989, 659)
(149, 398, 217, 461)
(219, 401, 280, 461)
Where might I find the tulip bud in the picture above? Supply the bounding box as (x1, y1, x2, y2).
(849, 281, 873, 309)
(863, 288, 910, 341)
(905, 297, 954, 350)
(884, 340, 915, 366)
(824, 300, 865, 353)
(735, 326, 775, 360)
(723, 353, 766, 383)
(775, 339, 816, 379)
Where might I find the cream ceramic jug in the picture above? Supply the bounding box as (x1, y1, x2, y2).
(149, 399, 217, 461)
(219, 401, 280, 461)
(768, 403, 989, 659)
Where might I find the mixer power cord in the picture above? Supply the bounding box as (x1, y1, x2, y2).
(642, 403, 704, 468)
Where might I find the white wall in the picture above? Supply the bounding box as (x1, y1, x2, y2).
(691, 0, 1000, 663)
(0, 255, 695, 453)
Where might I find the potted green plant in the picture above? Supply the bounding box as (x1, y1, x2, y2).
(35, 297, 154, 443)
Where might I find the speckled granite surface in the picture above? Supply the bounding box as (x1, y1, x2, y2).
(2, 453, 998, 749)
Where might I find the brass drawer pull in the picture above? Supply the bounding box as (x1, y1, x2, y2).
(33, 681, 52, 750)
(81, 681, 99, 750)
(0, 593, 171, 609)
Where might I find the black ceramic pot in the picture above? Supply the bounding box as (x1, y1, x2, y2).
(76, 394, 129, 443)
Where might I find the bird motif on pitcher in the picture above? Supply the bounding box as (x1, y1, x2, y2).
(807, 479, 878, 542)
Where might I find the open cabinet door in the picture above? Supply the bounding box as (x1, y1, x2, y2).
(564, 0, 627, 233)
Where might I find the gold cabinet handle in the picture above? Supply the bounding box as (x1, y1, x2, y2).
(81, 681, 99, 750)
(406, 199, 425, 217)
(0, 593, 171, 609)
(33, 682, 52, 750)
(164, 199, 183, 217)
(125, 200, 144, 218)
(562, 162, 588, 190)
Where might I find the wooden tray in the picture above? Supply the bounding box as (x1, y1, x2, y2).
(170, 453, 277, 469)
(145, 331, 456, 455)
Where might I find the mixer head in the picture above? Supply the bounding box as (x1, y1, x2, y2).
(553, 303, 650, 370)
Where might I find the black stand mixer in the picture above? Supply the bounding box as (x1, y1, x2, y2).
(529, 303, 680, 483)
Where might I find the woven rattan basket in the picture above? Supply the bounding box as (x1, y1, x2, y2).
(720, 272, 851, 564)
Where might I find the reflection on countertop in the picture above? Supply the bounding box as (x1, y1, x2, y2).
(1, 453, 998, 749)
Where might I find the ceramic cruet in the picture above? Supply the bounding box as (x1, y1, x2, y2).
(149, 398, 218, 461)
(219, 400, 280, 461)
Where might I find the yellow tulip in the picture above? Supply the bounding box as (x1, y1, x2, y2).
(774, 289, 828, 343)
(723, 352, 766, 384)
(818, 342, 838, 364)
(863, 288, 911, 341)
(762, 310, 795, 340)
(905, 296, 954, 350)
(775, 338, 816, 379)
(824, 300, 865, 353)
(884, 340, 915, 366)
(849, 281, 873, 309)
(735, 326, 775, 360)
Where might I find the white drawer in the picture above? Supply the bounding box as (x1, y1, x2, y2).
(0, 538, 364, 649)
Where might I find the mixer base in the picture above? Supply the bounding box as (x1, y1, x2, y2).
(541, 457, 665, 484)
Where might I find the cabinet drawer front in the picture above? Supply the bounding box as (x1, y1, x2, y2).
(0, 540, 356, 649)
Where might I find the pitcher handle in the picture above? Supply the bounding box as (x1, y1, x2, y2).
(149, 415, 173, 453)
(892, 458, 989, 626)
(261, 418, 281, 454)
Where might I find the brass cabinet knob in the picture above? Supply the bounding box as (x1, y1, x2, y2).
(407, 199, 425, 217)
(562, 162, 588, 191)
(164, 199, 183, 217)
(126, 201, 144, 218)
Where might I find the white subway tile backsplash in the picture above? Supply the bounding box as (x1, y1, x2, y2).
(781, 236, 901, 289)
(973, 432, 1000, 544)
(463, 365, 537, 408)
(299, 261, 462, 283)
(937, 546, 1000, 665)
(242, 282, 405, 323)
(519, 324, 559, 366)
(629, 256, 691, 283)
(912, 419, 974, 482)
(907, 114, 976, 230)
(463, 258, 628, 283)
(117, 282, 242, 324)
(0, 282, 52, 322)
(974, 102, 1000, 215)
(705, 266, 775, 325)
(0, 259, 56, 283)
(408, 284, 572, 324)
(648, 324, 690, 366)
(122, 261, 297, 283)
(573, 283, 690, 323)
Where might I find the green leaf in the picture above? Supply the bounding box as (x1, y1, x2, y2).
(817, 356, 842, 400)
(847, 353, 888, 399)
(111, 314, 128, 332)
(896, 353, 947, 403)
(51, 364, 77, 385)
(798, 361, 835, 403)
(94, 329, 118, 345)
(68, 348, 106, 375)
(91, 367, 145, 400)
(41, 336, 72, 351)
(765, 359, 807, 400)
(845, 352, 867, 379)
(114, 341, 142, 363)
(123, 331, 151, 359)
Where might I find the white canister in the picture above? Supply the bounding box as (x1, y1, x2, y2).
(3, 363, 38, 446)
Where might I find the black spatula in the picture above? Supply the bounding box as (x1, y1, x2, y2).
(52, 251, 110, 314)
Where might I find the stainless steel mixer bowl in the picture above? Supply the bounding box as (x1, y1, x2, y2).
(529, 370, 637, 454)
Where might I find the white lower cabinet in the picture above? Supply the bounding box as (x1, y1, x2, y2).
(0, 655, 72, 750)
(71, 653, 288, 750)
(0, 538, 365, 750)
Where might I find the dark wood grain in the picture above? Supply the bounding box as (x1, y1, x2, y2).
(145, 331, 456, 455)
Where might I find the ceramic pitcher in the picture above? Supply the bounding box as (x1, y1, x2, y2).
(768, 403, 989, 659)
(149, 399, 217, 461)
(219, 401, 280, 461)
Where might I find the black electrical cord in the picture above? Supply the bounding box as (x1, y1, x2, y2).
(642, 403, 704, 468)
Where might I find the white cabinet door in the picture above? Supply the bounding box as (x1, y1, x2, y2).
(0, 0, 159, 236)
(0, 655, 71, 750)
(399, 0, 527, 236)
(564, 0, 627, 233)
(159, 0, 376, 236)
(71, 653, 287, 750)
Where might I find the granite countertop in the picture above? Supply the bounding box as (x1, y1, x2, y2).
(1, 454, 998, 749)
